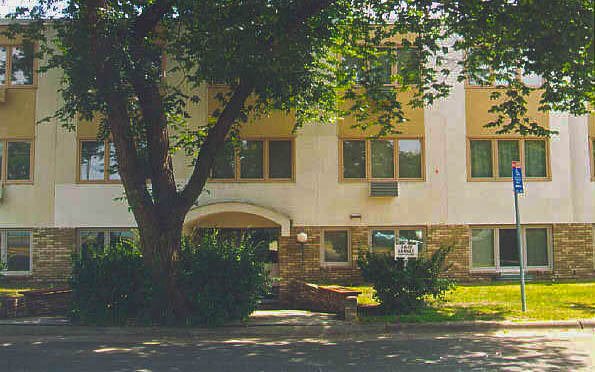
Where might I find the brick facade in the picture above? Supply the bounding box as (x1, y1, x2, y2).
(279, 223, 595, 302)
(30, 228, 76, 282)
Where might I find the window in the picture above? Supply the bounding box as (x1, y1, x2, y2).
(470, 226, 551, 271)
(78, 139, 119, 182)
(341, 138, 424, 181)
(342, 47, 419, 86)
(468, 138, 549, 180)
(78, 229, 134, 258)
(321, 230, 350, 265)
(0, 44, 34, 86)
(467, 65, 542, 88)
(589, 137, 594, 181)
(211, 138, 294, 182)
(0, 230, 31, 274)
(0, 139, 33, 183)
(370, 228, 424, 256)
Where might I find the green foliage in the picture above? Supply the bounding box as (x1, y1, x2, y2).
(70, 231, 268, 326)
(179, 231, 270, 327)
(70, 240, 150, 325)
(357, 245, 455, 315)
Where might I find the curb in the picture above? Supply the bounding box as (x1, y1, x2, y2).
(385, 319, 595, 331)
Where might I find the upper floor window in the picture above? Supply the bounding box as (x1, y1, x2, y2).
(78, 139, 120, 183)
(341, 138, 424, 181)
(0, 230, 31, 274)
(0, 44, 34, 86)
(471, 226, 551, 271)
(0, 139, 33, 183)
(467, 65, 543, 88)
(211, 138, 294, 182)
(343, 47, 420, 86)
(468, 138, 549, 181)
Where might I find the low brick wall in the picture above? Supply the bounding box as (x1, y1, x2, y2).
(293, 282, 360, 319)
(0, 288, 72, 319)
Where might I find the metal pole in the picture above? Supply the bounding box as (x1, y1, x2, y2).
(514, 190, 527, 312)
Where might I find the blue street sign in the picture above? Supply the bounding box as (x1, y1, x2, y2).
(512, 163, 524, 194)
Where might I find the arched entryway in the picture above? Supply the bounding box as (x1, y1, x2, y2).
(184, 202, 291, 293)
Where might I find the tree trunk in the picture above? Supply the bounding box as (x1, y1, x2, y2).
(138, 214, 188, 323)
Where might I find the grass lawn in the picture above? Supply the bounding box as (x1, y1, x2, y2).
(350, 282, 595, 323)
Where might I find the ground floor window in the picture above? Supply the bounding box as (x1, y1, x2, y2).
(471, 226, 551, 271)
(78, 229, 135, 258)
(0, 230, 31, 274)
(321, 230, 350, 266)
(370, 228, 425, 256)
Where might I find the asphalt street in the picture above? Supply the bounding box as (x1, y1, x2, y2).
(1, 326, 594, 371)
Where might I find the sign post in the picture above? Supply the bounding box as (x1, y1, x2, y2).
(512, 161, 527, 312)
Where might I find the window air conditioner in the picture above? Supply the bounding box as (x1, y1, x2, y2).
(369, 181, 399, 197)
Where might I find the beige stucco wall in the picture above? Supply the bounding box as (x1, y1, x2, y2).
(0, 39, 593, 230)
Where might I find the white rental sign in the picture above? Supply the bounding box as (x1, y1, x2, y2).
(395, 242, 418, 259)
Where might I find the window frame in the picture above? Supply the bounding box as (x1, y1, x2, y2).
(0, 138, 35, 184)
(77, 228, 134, 256)
(466, 137, 550, 182)
(368, 226, 426, 255)
(590, 137, 595, 182)
(209, 137, 296, 183)
(339, 136, 425, 182)
(0, 229, 33, 275)
(320, 229, 352, 267)
(77, 138, 121, 184)
(469, 225, 553, 273)
(465, 65, 543, 89)
(0, 44, 37, 88)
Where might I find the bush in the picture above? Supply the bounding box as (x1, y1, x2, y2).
(179, 231, 270, 326)
(70, 230, 269, 326)
(70, 241, 150, 325)
(357, 245, 455, 315)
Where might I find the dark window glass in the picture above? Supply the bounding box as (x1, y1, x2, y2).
(470, 140, 493, 178)
(80, 141, 105, 181)
(343, 140, 366, 179)
(526, 228, 548, 267)
(79, 231, 105, 259)
(240, 140, 264, 179)
(323, 231, 349, 263)
(497, 140, 520, 177)
(499, 229, 519, 267)
(11, 45, 34, 86)
(370, 50, 393, 85)
(212, 141, 235, 179)
(525, 140, 547, 178)
(371, 140, 394, 178)
(6, 141, 31, 180)
(399, 229, 424, 252)
(0, 47, 6, 85)
(371, 230, 395, 255)
(6, 231, 30, 272)
(108, 143, 120, 180)
(109, 231, 134, 249)
(269, 140, 292, 179)
(398, 139, 422, 178)
(396, 48, 420, 85)
(472, 229, 495, 268)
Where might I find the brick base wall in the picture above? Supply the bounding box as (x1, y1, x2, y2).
(31, 228, 76, 282)
(279, 223, 595, 302)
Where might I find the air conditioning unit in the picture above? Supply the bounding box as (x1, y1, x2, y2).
(369, 181, 399, 197)
(0, 86, 6, 103)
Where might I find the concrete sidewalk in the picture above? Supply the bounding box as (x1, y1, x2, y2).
(1, 311, 594, 337)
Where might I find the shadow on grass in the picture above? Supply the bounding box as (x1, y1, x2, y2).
(563, 302, 595, 316)
(360, 304, 513, 323)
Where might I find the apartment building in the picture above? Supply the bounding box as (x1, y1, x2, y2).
(1, 29, 594, 301)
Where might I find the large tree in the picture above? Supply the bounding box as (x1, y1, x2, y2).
(6, 0, 593, 320)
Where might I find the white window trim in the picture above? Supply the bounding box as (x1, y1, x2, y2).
(0, 230, 32, 275)
(77, 228, 134, 254)
(469, 226, 553, 273)
(320, 229, 351, 267)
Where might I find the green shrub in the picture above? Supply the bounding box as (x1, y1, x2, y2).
(357, 245, 455, 315)
(70, 230, 269, 326)
(70, 240, 150, 325)
(179, 231, 270, 326)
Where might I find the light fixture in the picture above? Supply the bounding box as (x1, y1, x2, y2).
(350, 213, 362, 219)
(296, 232, 308, 243)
